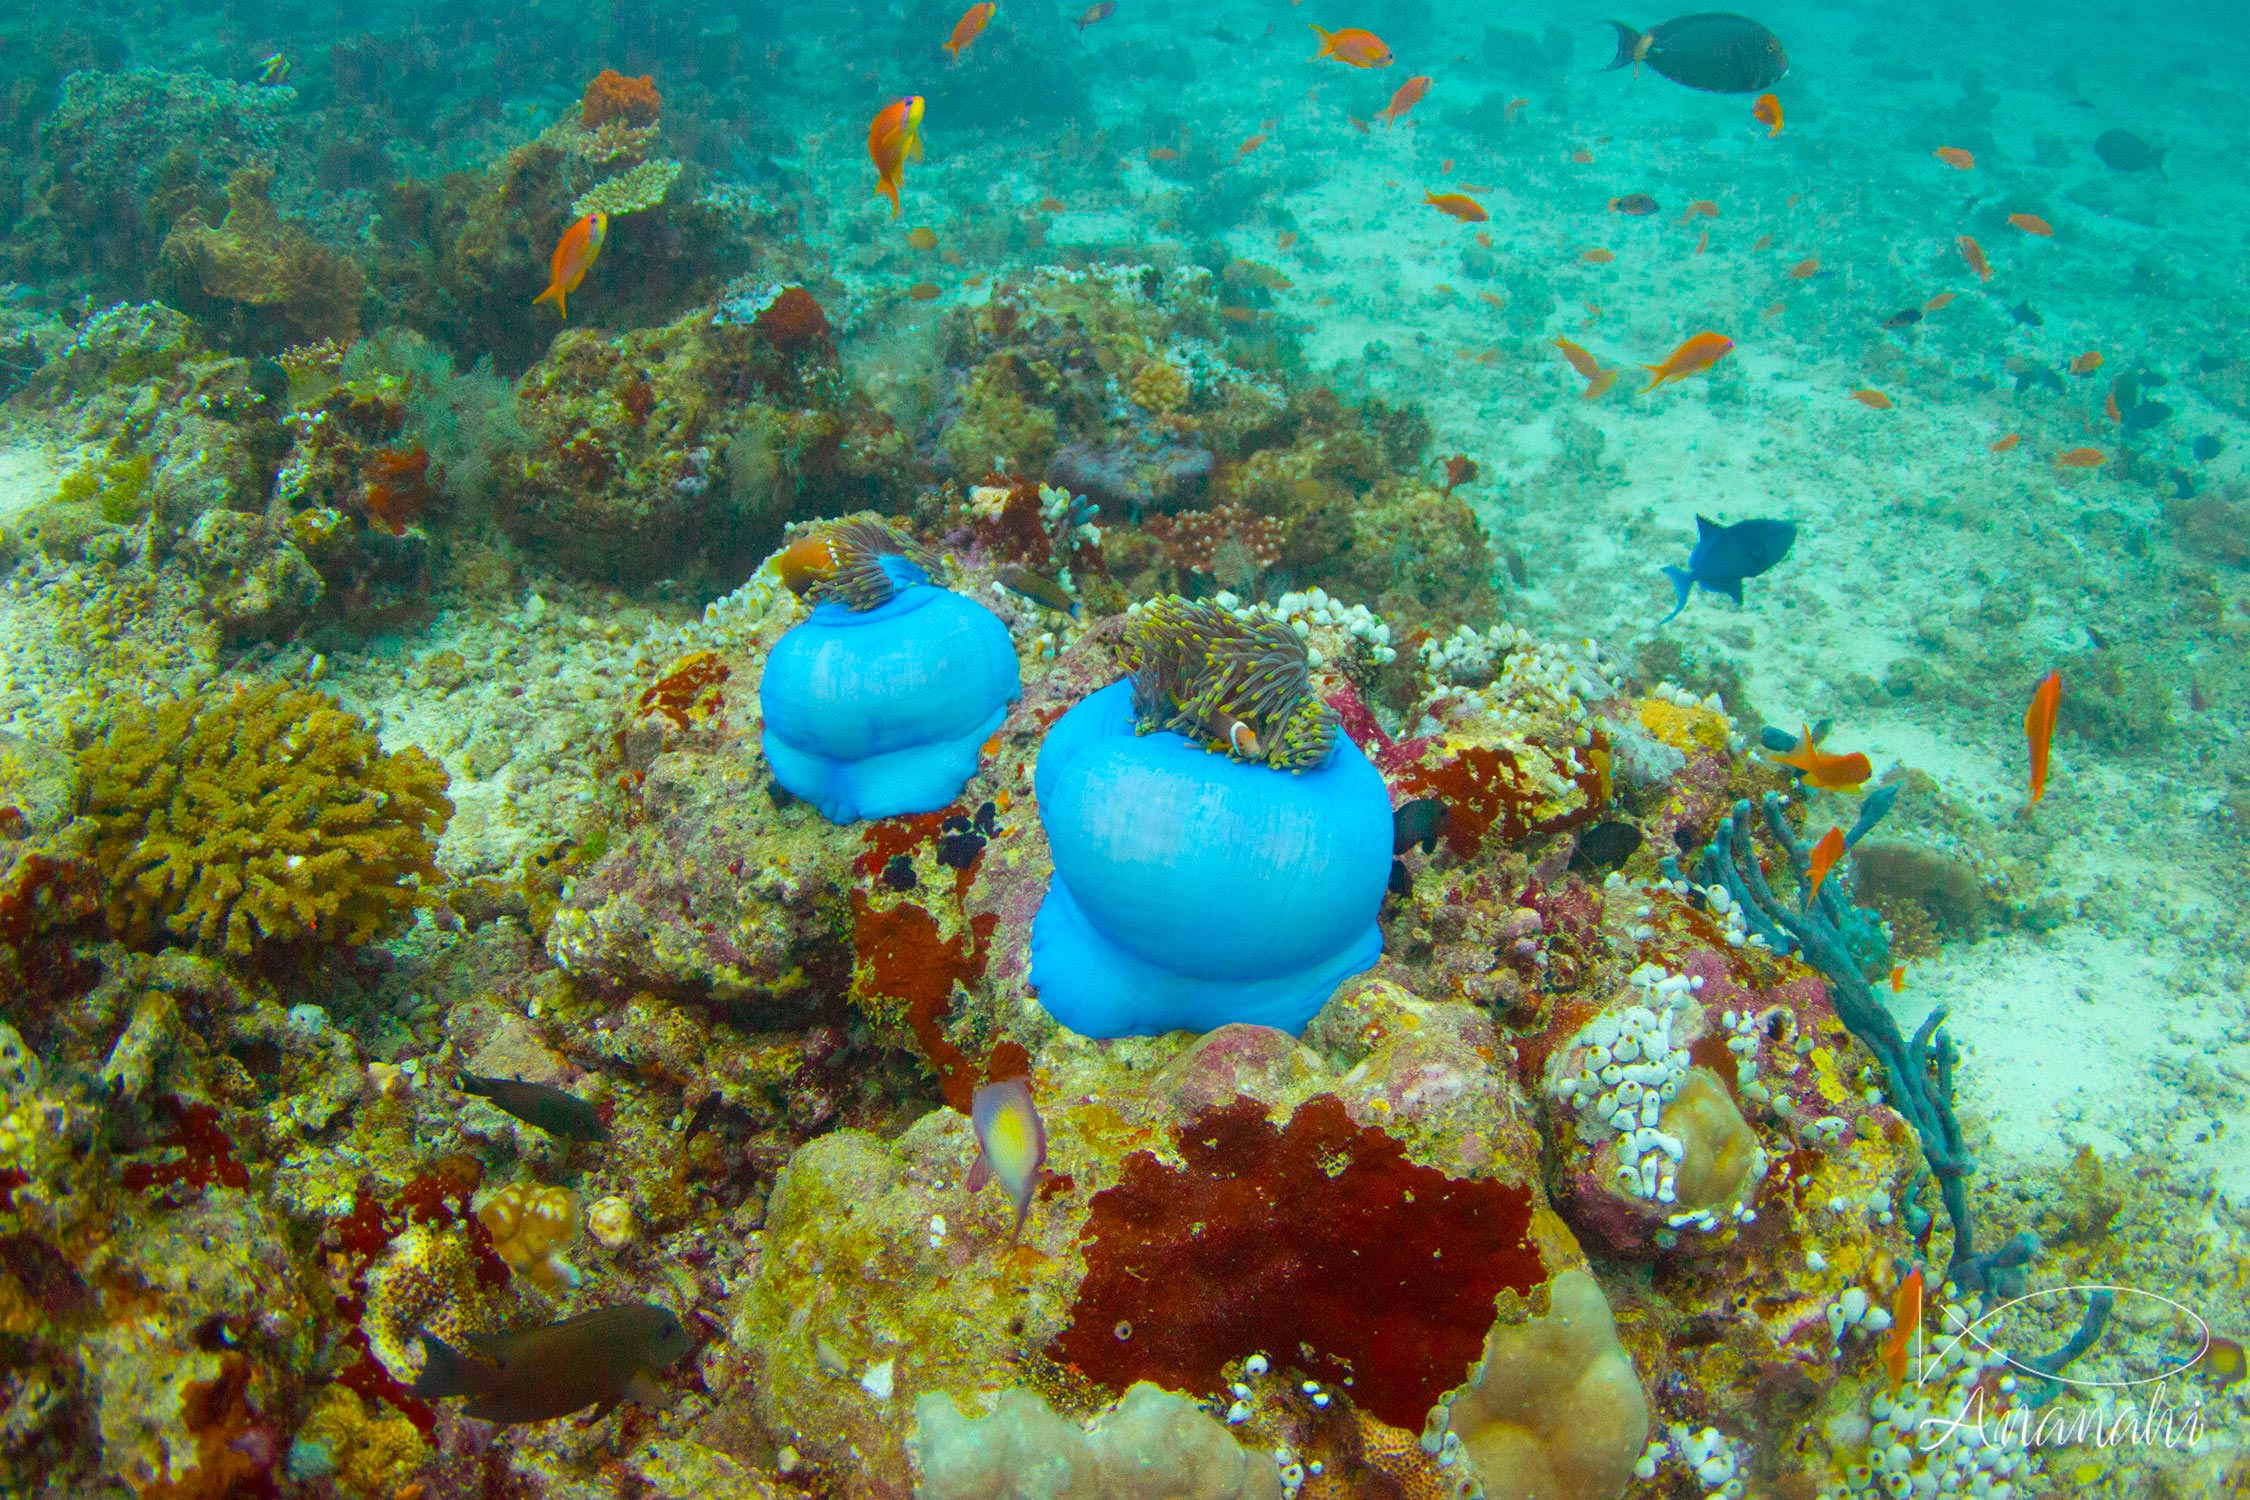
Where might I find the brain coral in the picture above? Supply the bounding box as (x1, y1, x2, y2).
(81, 683, 451, 956)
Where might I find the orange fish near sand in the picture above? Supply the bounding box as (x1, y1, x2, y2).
(532, 211, 608, 321)
(1753, 93, 1782, 136)
(1308, 24, 1393, 68)
(1425, 191, 1486, 222)
(1957, 235, 1990, 281)
(1788, 257, 1820, 279)
(944, 3, 996, 59)
(1806, 826, 1847, 902)
(868, 96, 926, 218)
(1883, 1266, 1924, 1392)
(1933, 146, 1975, 169)
(1553, 336, 1620, 400)
(1923, 291, 1955, 312)
(1682, 199, 1718, 220)
(2009, 212, 2054, 236)
(1235, 132, 1267, 159)
(1642, 331, 1733, 392)
(1775, 724, 1871, 792)
(2070, 350, 2103, 375)
(2025, 670, 2061, 806)
(1378, 75, 1431, 126)
(1581, 247, 1616, 263)
(2055, 447, 2105, 468)
(1852, 389, 1893, 409)
(1990, 432, 2021, 453)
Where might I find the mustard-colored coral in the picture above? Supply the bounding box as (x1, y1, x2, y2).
(476, 1181, 583, 1293)
(1636, 695, 1731, 755)
(1129, 358, 1190, 417)
(80, 683, 451, 956)
(292, 1384, 429, 1500)
(158, 168, 365, 344)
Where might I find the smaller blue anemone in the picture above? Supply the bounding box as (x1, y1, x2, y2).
(1030, 601, 1392, 1037)
(759, 522, 1021, 824)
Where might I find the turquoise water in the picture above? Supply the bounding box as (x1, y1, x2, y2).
(0, 3, 2244, 1497)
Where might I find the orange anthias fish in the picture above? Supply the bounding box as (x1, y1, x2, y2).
(1883, 1266, 1924, 1393)
(1957, 235, 1990, 281)
(1425, 191, 1486, 223)
(532, 211, 608, 321)
(1378, 74, 1431, 126)
(1775, 724, 1871, 792)
(1923, 291, 1955, 312)
(2025, 669, 2062, 805)
(2009, 212, 2055, 237)
(944, 2, 997, 60)
(1236, 132, 1267, 159)
(1990, 432, 2021, 453)
(1805, 826, 1847, 902)
(1753, 92, 1782, 136)
(968, 1077, 1049, 1245)
(868, 95, 927, 218)
(1641, 331, 1733, 392)
(1580, 248, 1616, 263)
(2055, 447, 2106, 468)
(1933, 146, 1975, 169)
(1308, 24, 1393, 68)
(2069, 350, 2103, 375)
(1682, 199, 1718, 220)
(1553, 336, 1620, 400)
(1788, 257, 1820, 279)
(1852, 389, 1893, 409)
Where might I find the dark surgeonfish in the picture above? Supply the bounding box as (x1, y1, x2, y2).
(458, 1074, 610, 1141)
(1659, 515, 1796, 624)
(1604, 13, 1788, 94)
(2093, 129, 2164, 175)
(411, 1305, 694, 1424)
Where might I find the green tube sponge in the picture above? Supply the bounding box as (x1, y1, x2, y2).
(81, 683, 452, 956)
(1429, 1269, 1649, 1500)
(912, 1383, 1281, 1500)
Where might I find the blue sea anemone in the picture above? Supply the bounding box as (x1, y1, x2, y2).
(1030, 601, 1392, 1037)
(758, 522, 1021, 824)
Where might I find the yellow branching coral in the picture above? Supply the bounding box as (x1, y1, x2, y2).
(475, 1181, 583, 1293)
(81, 683, 451, 956)
(572, 158, 683, 218)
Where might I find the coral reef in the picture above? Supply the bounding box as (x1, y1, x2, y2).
(157, 169, 366, 352)
(79, 683, 452, 956)
(912, 1384, 1281, 1500)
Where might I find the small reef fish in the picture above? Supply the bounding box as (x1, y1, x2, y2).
(1659, 514, 1795, 624)
(1880, 309, 1922, 329)
(1076, 1, 1115, 32)
(256, 52, 291, 85)
(1883, 1267, 1924, 1392)
(1932, 146, 1975, 170)
(1610, 194, 1659, 215)
(1890, 964, 1908, 993)
(532, 211, 608, 321)
(906, 226, 939, 250)
(411, 1305, 693, 1425)
(994, 566, 1076, 616)
(2055, 447, 2105, 468)
(2009, 299, 2042, 327)
(1581, 248, 1616, 264)
(1642, 330, 1733, 392)
(1852, 389, 1893, 409)
(968, 1077, 1049, 1244)
(1378, 75, 1431, 127)
(1393, 796, 1448, 855)
(908, 282, 942, 300)
(1774, 724, 1872, 792)
(2094, 128, 2164, 174)
(2009, 212, 2054, 236)
(1442, 454, 1478, 492)
(1604, 14, 1788, 93)
(1923, 291, 1955, 312)
(2025, 669, 2062, 805)
(2192, 1335, 2246, 1391)
(1753, 92, 1782, 136)
(1958, 235, 1991, 281)
(1425, 192, 1487, 223)
(1308, 24, 1393, 68)
(1553, 336, 1620, 400)
(1235, 133, 1267, 159)
(2069, 351, 2103, 375)
(1682, 199, 1718, 220)
(944, 3, 997, 60)
(1787, 257, 1820, 279)
(458, 1074, 610, 1141)
(869, 95, 927, 218)
(1990, 433, 2021, 453)
(1805, 826, 1847, 902)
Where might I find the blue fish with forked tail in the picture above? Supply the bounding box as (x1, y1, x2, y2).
(1660, 515, 1796, 625)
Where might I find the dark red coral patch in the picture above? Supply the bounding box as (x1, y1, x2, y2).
(1392, 741, 1607, 859)
(1052, 1093, 1545, 1429)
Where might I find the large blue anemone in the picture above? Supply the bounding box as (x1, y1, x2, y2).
(758, 521, 1021, 824)
(1030, 600, 1392, 1037)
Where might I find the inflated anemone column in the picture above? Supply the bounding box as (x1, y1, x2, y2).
(758, 520, 1021, 824)
(1030, 596, 1392, 1037)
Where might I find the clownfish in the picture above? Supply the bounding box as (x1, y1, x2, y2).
(532, 212, 608, 321)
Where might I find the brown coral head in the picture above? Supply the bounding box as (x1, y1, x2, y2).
(1051, 1093, 1546, 1431)
(777, 519, 937, 611)
(582, 68, 662, 128)
(1121, 595, 1338, 770)
(751, 285, 834, 355)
